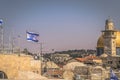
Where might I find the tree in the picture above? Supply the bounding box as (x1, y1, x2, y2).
(22, 48, 32, 55)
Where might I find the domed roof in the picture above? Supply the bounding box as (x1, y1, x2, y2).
(97, 35, 104, 47)
(63, 62, 86, 70)
(97, 31, 120, 48)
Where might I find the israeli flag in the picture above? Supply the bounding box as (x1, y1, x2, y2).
(0, 19, 3, 25)
(26, 32, 39, 42)
(110, 69, 119, 80)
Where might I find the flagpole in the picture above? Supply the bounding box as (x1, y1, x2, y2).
(39, 42, 43, 75)
(40, 43, 42, 58)
(26, 31, 41, 74)
(18, 35, 21, 56)
(2, 25, 4, 53)
(0, 19, 4, 53)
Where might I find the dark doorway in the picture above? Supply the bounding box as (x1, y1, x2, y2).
(0, 71, 8, 79)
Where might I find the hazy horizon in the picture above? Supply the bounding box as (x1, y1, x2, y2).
(0, 0, 120, 53)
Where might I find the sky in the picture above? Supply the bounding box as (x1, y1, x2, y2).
(0, 0, 120, 53)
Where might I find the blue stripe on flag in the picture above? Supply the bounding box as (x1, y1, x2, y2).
(26, 32, 39, 42)
(0, 19, 3, 25)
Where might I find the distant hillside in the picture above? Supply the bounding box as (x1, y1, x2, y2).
(44, 49, 96, 59)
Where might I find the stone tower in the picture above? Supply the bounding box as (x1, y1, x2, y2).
(102, 19, 117, 56)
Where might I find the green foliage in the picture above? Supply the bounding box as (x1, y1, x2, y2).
(22, 48, 32, 55)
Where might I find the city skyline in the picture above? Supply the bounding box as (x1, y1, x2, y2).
(0, 0, 120, 53)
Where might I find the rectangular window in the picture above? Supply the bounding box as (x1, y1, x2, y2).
(108, 61, 112, 64)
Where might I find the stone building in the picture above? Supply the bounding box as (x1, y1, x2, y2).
(74, 66, 107, 80)
(97, 19, 120, 69)
(51, 53, 71, 64)
(0, 54, 47, 80)
(97, 18, 120, 56)
(100, 53, 120, 69)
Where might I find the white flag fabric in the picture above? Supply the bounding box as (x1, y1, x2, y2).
(26, 32, 39, 42)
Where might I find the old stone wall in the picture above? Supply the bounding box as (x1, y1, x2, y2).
(0, 54, 41, 79)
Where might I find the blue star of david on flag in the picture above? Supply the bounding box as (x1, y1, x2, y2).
(26, 32, 39, 42)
